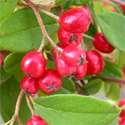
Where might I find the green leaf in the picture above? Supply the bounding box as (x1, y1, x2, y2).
(72, 0, 90, 6)
(83, 79, 104, 95)
(4, 53, 25, 74)
(98, 12, 125, 52)
(98, 60, 123, 79)
(55, 0, 67, 6)
(34, 94, 120, 125)
(47, 60, 55, 69)
(0, 67, 11, 85)
(105, 82, 120, 101)
(0, 76, 31, 124)
(0, 8, 58, 52)
(107, 119, 118, 125)
(0, 0, 18, 21)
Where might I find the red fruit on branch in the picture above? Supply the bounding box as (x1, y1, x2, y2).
(93, 33, 115, 53)
(39, 69, 62, 93)
(55, 55, 76, 77)
(27, 115, 49, 125)
(86, 50, 105, 75)
(21, 51, 46, 78)
(62, 46, 87, 66)
(58, 27, 83, 46)
(119, 100, 125, 117)
(20, 75, 39, 95)
(52, 44, 65, 59)
(58, 6, 93, 33)
(68, 63, 88, 80)
(120, 2, 125, 15)
(119, 117, 125, 125)
(0, 53, 3, 66)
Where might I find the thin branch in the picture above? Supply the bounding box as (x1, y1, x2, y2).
(32, 7, 62, 53)
(111, 0, 125, 5)
(93, 76, 125, 84)
(39, 8, 59, 20)
(26, 95, 35, 116)
(38, 36, 46, 52)
(16, 116, 23, 125)
(10, 90, 24, 125)
(3, 120, 11, 125)
(83, 34, 95, 41)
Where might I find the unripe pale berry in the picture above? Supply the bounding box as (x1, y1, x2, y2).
(20, 75, 39, 94)
(62, 46, 87, 66)
(93, 33, 115, 53)
(58, 27, 83, 46)
(21, 51, 46, 78)
(27, 115, 49, 125)
(119, 100, 125, 117)
(55, 55, 76, 77)
(86, 50, 105, 75)
(39, 69, 62, 93)
(52, 44, 65, 59)
(58, 6, 93, 33)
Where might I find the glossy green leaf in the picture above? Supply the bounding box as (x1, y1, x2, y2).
(4, 53, 25, 74)
(98, 60, 123, 79)
(63, 0, 73, 11)
(34, 94, 120, 125)
(83, 79, 104, 95)
(98, 12, 125, 52)
(0, 0, 18, 21)
(72, 0, 90, 6)
(105, 82, 120, 101)
(0, 76, 31, 124)
(0, 8, 58, 52)
(0, 67, 11, 85)
(55, 0, 67, 6)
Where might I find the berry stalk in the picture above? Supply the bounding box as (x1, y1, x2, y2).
(10, 90, 24, 125)
(83, 34, 95, 41)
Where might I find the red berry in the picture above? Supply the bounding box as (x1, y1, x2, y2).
(62, 46, 86, 66)
(119, 100, 125, 117)
(27, 115, 49, 125)
(21, 51, 46, 78)
(20, 75, 39, 94)
(120, 2, 125, 15)
(119, 117, 125, 125)
(86, 50, 105, 75)
(52, 44, 65, 59)
(55, 55, 76, 77)
(93, 33, 115, 53)
(58, 6, 93, 33)
(39, 69, 62, 93)
(68, 63, 87, 80)
(58, 27, 83, 46)
(0, 53, 3, 66)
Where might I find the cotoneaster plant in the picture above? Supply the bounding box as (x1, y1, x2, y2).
(0, 0, 125, 125)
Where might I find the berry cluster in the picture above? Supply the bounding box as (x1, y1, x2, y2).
(20, 6, 117, 125)
(118, 100, 125, 125)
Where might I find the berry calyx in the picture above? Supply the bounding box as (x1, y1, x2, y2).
(0, 53, 3, 66)
(58, 6, 93, 33)
(55, 55, 76, 77)
(27, 115, 49, 125)
(93, 33, 115, 53)
(119, 100, 125, 117)
(119, 117, 125, 125)
(62, 46, 87, 66)
(58, 27, 83, 46)
(21, 51, 47, 78)
(86, 50, 105, 75)
(52, 44, 65, 59)
(20, 75, 39, 95)
(39, 69, 62, 93)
